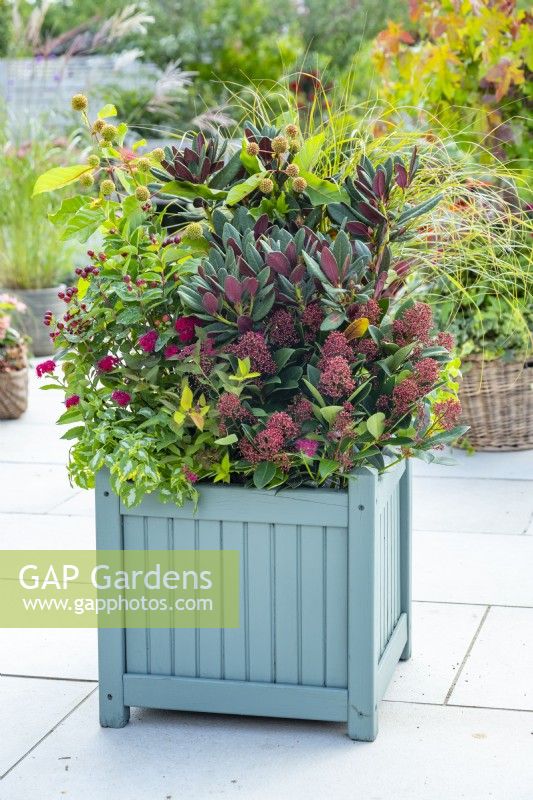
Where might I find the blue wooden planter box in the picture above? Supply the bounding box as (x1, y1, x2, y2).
(96, 460, 411, 741)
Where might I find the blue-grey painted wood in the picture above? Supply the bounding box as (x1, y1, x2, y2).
(121, 483, 348, 527)
(98, 461, 411, 740)
(325, 527, 348, 688)
(95, 470, 130, 728)
(377, 613, 408, 700)
(123, 674, 348, 722)
(347, 469, 378, 741)
(399, 460, 412, 661)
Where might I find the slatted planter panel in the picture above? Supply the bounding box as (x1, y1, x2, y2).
(96, 460, 412, 741)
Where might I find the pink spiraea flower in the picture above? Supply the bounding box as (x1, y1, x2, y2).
(65, 394, 80, 408)
(319, 356, 355, 399)
(97, 355, 120, 372)
(138, 329, 158, 353)
(183, 467, 198, 483)
(174, 316, 201, 343)
(295, 438, 319, 457)
(164, 344, 180, 358)
(111, 390, 131, 407)
(36, 359, 56, 378)
(434, 398, 462, 430)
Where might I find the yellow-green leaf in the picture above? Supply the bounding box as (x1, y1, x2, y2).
(345, 317, 369, 340)
(180, 384, 193, 411)
(173, 410, 186, 425)
(98, 104, 117, 119)
(77, 277, 90, 300)
(33, 165, 92, 196)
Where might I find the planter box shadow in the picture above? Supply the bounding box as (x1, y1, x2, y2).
(96, 461, 412, 741)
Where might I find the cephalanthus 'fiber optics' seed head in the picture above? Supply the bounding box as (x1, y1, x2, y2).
(100, 179, 115, 196)
(71, 93, 88, 112)
(150, 148, 164, 162)
(87, 154, 100, 168)
(289, 139, 301, 153)
(246, 141, 260, 156)
(272, 135, 289, 155)
(286, 123, 299, 138)
(184, 222, 204, 240)
(91, 119, 105, 134)
(292, 176, 307, 193)
(136, 158, 151, 172)
(285, 163, 300, 178)
(101, 124, 117, 142)
(79, 173, 94, 188)
(259, 177, 274, 194)
(135, 186, 150, 202)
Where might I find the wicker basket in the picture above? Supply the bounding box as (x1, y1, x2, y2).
(459, 356, 533, 451)
(0, 367, 28, 419)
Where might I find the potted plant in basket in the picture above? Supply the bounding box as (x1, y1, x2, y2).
(432, 190, 532, 451)
(35, 96, 470, 741)
(0, 128, 79, 355)
(0, 292, 28, 419)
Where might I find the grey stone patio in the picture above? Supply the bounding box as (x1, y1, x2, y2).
(0, 369, 532, 799)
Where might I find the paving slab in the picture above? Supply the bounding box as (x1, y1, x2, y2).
(0, 513, 95, 550)
(0, 424, 70, 464)
(0, 628, 98, 681)
(48, 489, 95, 517)
(0, 464, 78, 514)
(413, 477, 532, 534)
(413, 532, 533, 607)
(0, 676, 95, 779)
(412, 448, 533, 481)
(385, 602, 485, 704)
(1, 692, 532, 800)
(449, 606, 533, 711)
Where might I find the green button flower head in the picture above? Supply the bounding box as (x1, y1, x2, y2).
(100, 179, 115, 196)
(135, 186, 150, 202)
(285, 123, 299, 139)
(137, 158, 151, 172)
(272, 136, 289, 155)
(101, 124, 117, 143)
(292, 176, 307, 193)
(285, 163, 300, 178)
(79, 173, 95, 188)
(259, 177, 274, 194)
(92, 119, 105, 134)
(150, 148, 165, 162)
(246, 141, 260, 157)
(87, 154, 100, 168)
(71, 93, 88, 112)
(184, 222, 204, 240)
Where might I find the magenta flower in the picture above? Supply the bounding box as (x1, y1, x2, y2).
(164, 344, 180, 358)
(175, 316, 201, 343)
(65, 394, 80, 408)
(183, 467, 198, 483)
(111, 390, 131, 407)
(97, 355, 120, 372)
(138, 330, 158, 353)
(295, 438, 319, 457)
(36, 360, 56, 378)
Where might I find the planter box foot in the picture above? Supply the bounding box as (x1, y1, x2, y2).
(347, 706, 378, 742)
(99, 692, 130, 729)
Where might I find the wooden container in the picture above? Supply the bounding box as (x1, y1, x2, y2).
(96, 460, 412, 741)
